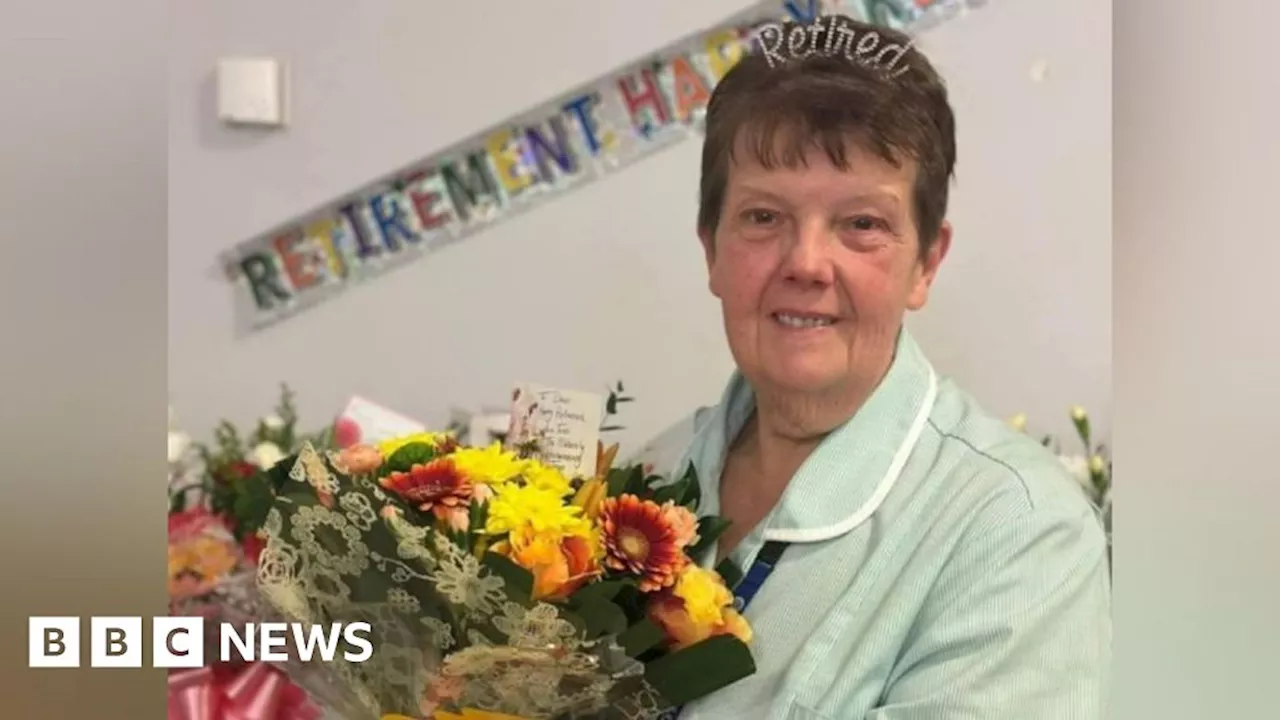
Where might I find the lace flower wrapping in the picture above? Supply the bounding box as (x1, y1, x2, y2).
(255, 441, 748, 720)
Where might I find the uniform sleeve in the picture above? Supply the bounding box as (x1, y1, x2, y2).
(866, 500, 1112, 720)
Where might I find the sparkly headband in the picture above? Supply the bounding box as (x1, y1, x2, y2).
(754, 15, 914, 78)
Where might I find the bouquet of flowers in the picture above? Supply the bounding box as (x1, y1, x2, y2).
(178, 385, 335, 562)
(252, 393, 755, 719)
(167, 389, 330, 720)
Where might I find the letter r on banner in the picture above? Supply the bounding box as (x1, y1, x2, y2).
(29, 617, 80, 667)
(91, 617, 142, 668)
(153, 616, 205, 669)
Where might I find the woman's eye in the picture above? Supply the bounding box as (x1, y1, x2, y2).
(742, 209, 780, 226)
(843, 215, 888, 232)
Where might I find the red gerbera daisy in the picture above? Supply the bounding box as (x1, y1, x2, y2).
(598, 494, 689, 592)
(379, 457, 473, 521)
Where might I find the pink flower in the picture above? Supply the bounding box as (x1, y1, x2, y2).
(333, 416, 362, 449)
(661, 502, 700, 549)
(419, 675, 464, 716)
(444, 507, 471, 533)
(472, 483, 495, 504)
(337, 443, 384, 475)
(168, 507, 232, 544)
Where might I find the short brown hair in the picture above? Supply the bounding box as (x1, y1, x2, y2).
(697, 15, 956, 254)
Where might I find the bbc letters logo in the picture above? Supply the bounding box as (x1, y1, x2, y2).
(29, 616, 372, 668)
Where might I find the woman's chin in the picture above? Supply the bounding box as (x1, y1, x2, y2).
(762, 359, 844, 393)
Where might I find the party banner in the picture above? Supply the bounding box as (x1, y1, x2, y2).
(223, 0, 986, 331)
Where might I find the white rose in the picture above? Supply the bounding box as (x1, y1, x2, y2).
(251, 441, 286, 470)
(262, 415, 286, 431)
(168, 431, 191, 464)
(1058, 454, 1092, 490)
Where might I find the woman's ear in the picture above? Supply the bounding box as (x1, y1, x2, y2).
(906, 221, 952, 311)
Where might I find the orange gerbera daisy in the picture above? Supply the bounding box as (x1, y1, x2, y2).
(167, 537, 238, 599)
(380, 457, 473, 522)
(598, 494, 689, 592)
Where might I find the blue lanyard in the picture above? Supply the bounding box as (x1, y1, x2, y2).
(657, 540, 791, 720)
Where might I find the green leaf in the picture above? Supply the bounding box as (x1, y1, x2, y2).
(618, 619, 665, 657)
(573, 596, 628, 639)
(232, 474, 277, 535)
(569, 579, 626, 605)
(480, 552, 534, 604)
(556, 607, 590, 638)
(468, 499, 490, 535)
(606, 395, 619, 415)
(600, 425, 625, 433)
(690, 516, 731, 560)
(606, 467, 632, 498)
(384, 442, 437, 474)
(644, 635, 756, 705)
(651, 482, 685, 506)
(714, 557, 743, 590)
(611, 581, 648, 620)
(681, 464, 702, 510)
(623, 465, 646, 496)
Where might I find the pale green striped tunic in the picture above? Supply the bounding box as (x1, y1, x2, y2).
(662, 330, 1111, 719)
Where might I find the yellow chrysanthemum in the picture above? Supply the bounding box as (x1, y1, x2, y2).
(520, 459, 572, 496)
(485, 483, 591, 538)
(451, 442, 526, 486)
(377, 432, 448, 458)
(672, 565, 733, 627)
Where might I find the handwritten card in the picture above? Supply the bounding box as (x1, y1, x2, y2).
(336, 396, 427, 447)
(507, 383, 603, 479)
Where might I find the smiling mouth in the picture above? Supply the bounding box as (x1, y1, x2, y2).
(772, 312, 838, 329)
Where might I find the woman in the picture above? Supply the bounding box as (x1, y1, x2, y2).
(663, 15, 1111, 719)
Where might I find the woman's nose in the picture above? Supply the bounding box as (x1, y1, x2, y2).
(780, 222, 834, 287)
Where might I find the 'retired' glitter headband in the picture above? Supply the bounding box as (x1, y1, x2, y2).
(753, 15, 914, 78)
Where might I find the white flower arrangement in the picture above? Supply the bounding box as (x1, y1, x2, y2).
(167, 406, 205, 510)
(249, 440, 286, 470)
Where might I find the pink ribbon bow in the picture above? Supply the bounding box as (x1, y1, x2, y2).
(168, 662, 321, 720)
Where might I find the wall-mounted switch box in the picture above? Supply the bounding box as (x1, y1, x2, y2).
(216, 57, 288, 127)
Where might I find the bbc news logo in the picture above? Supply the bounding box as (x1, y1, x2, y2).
(28, 617, 373, 668)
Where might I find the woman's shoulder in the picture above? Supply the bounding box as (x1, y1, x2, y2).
(896, 380, 1109, 609)
(919, 378, 1100, 526)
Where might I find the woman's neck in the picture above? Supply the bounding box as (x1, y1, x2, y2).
(743, 360, 890, 482)
(731, 412, 820, 498)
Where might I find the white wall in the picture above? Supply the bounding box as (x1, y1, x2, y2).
(169, 0, 1110, 454)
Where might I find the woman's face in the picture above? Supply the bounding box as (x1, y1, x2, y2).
(701, 139, 950, 398)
